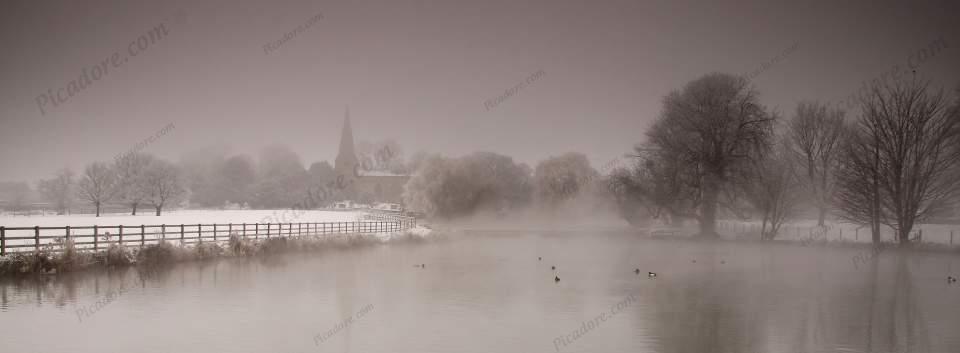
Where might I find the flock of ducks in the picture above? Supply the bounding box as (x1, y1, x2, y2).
(410, 258, 960, 285)
(541, 256, 662, 282)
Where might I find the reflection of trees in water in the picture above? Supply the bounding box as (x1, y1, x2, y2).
(645, 250, 765, 353)
(639, 247, 944, 353)
(863, 253, 933, 353)
(787, 250, 935, 352)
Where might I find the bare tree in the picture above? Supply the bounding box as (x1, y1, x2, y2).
(787, 101, 846, 226)
(76, 162, 118, 217)
(835, 121, 887, 244)
(143, 159, 187, 216)
(38, 168, 74, 215)
(114, 152, 155, 215)
(646, 73, 776, 237)
(835, 80, 960, 246)
(742, 140, 802, 240)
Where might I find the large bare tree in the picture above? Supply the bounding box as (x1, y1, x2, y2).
(835, 80, 960, 246)
(76, 162, 118, 217)
(143, 159, 187, 216)
(646, 73, 776, 237)
(38, 168, 74, 215)
(787, 101, 846, 226)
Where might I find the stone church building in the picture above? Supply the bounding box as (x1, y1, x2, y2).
(333, 108, 410, 205)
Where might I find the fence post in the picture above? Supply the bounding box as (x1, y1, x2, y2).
(35, 226, 40, 251)
(1, 226, 5, 256)
(213, 224, 217, 242)
(198, 224, 203, 244)
(255, 223, 259, 240)
(228, 223, 232, 237)
(141, 225, 145, 247)
(119, 225, 124, 248)
(161, 225, 166, 241)
(267, 223, 271, 239)
(93, 225, 99, 251)
(66, 225, 71, 243)
(181, 224, 185, 243)
(242, 223, 246, 238)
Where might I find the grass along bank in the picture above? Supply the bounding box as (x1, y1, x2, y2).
(0, 226, 436, 277)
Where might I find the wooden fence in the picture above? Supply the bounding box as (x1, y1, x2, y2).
(0, 214, 416, 255)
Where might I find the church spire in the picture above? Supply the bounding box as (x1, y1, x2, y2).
(335, 106, 358, 174)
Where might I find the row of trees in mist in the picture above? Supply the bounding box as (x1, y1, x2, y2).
(610, 72, 960, 246)
(27, 140, 409, 217)
(402, 151, 614, 219)
(38, 155, 185, 217)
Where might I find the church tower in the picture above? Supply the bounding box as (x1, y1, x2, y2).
(335, 106, 359, 176)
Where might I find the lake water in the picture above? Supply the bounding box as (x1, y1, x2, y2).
(2, 230, 959, 353)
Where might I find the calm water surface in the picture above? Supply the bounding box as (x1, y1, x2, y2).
(2, 231, 959, 353)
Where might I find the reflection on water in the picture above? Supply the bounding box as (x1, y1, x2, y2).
(1, 232, 958, 353)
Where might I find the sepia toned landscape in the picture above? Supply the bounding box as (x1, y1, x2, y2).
(1, 1, 959, 352)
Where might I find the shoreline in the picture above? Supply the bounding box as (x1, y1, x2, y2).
(0, 226, 436, 278)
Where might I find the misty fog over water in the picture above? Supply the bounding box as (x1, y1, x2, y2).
(3, 231, 959, 353)
(3, 1, 960, 352)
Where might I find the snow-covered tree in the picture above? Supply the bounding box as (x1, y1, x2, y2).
(114, 152, 155, 215)
(77, 162, 119, 217)
(402, 152, 532, 218)
(533, 152, 597, 207)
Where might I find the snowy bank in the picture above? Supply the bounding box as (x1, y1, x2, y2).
(0, 209, 363, 228)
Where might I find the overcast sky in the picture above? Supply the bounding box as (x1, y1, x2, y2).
(1, 0, 958, 183)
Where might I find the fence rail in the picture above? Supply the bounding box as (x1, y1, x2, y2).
(0, 214, 416, 255)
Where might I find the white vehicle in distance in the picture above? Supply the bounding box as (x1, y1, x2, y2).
(373, 203, 403, 213)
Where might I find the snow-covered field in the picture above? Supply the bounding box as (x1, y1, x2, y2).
(0, 209, 366, 252)
(0, 209, 432, 253)
(0, 209, 362, 228)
